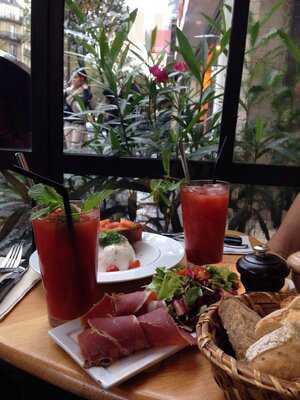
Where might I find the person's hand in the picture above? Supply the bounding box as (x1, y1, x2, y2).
(82, 83, 89, 90)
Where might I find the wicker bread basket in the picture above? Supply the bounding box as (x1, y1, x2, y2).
(197, 292, 300, 400)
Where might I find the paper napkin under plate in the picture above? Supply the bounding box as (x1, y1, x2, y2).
(0, 259, 41, 321)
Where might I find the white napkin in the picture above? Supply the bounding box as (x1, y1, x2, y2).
(223, 235, 254, 255)
(161, 233, 254, 256)
(0, 259, 41, 321)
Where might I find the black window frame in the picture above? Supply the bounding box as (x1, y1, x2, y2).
(1, 0, 299, 187)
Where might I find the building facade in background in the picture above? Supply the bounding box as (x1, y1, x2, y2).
(0, 0, 30, 67)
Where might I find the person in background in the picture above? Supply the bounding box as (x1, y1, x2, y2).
(63, 69, 92, 151)
(268, 193, 300, 258)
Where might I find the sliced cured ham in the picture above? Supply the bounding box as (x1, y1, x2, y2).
(138, 308, 196, 347)
(78, 291, 195, 368)
(81, 290, 158, 325)
(113, 290, 156, 316)
(146, 300, 166, 313)
(88, 315, 149, 354)
(77, 328, 126, 368)
(81, 293, 115, 326)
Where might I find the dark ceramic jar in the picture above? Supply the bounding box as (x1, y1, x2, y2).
(236, 245, 289, 292)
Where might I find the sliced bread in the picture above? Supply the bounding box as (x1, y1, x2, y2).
(218, 297, 261, 359)
(255, 295, 300, 339)
(246, 323, 300, 380)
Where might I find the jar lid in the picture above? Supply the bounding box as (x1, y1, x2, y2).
(237, 245, 289, 277)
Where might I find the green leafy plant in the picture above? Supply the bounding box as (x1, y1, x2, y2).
(64, 0, 230, 161)
(203, 0, 300, 239)
(1, 1, 299, 247)
(61, 0, 300, 239)
(0, 171, 32, 255)
(61, 0, 233, 233)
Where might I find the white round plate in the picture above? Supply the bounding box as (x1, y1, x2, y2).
(29, 232, 184, 284)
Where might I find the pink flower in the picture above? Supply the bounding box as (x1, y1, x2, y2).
(149, 65, 168, 83)
(149, 65, 160, 75)
(174, 61, 188, 72)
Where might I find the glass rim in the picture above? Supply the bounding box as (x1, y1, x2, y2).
(31, 204, 99, 221)
(181, 179, 229, 187)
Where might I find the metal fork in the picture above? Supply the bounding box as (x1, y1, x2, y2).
(0, 242, 25, 273)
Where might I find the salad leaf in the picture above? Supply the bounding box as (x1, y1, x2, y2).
(147, 267, 184, 301)
(198, 305, 208, 316)
(82, 189, 114, 212)
(147, 267, 165, 293)
(99, 231, 125, 247)
(185, 286, 202, 307)
(207, 265, 239, 291)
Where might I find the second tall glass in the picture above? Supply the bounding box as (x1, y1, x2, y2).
(181, 180, 229, 266)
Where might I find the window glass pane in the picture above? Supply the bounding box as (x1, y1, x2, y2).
(0, 171, 32, 255)
(0, 0, 31, 149)
(228, 183, 299, 243)
(234, 0, 300, 166)
(63, 0, 232, 169)
(64, 174, 182, 233)
(64, 176, 298, 246)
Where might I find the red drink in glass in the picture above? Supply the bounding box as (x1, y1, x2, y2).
(32, 208, 99, 327)
(181, 181, 229, 266)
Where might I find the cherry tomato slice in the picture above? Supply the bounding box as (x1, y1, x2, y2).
(106, 264, 119, 272)
(129, 260, 140, 269)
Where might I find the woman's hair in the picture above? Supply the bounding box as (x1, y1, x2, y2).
(78, 69, 88, 81)
(72, 68, 88, 82)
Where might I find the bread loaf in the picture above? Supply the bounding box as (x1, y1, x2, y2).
(288, 295, 300, 310)
(218, 297, 261, 359)
(246, 323, 300, 380)
(280, 294, 297, 309)
(255, 295, 300, 339)
(288, 251, 300, 292)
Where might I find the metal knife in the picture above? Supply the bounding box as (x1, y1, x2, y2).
(0, 267, 28, 303)
(224, 235, 243, 246)
(224, 243, 249, 249)
(0, 265, 26, 274)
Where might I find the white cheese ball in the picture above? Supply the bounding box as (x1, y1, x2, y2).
(99, 238, 136, 272)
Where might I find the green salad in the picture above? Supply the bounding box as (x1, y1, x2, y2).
(147, 265, 239, 331)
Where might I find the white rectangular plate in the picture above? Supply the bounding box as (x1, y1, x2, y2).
(48, 319, 191, 389)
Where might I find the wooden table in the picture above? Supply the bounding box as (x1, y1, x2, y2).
(0, 237, 257, 400)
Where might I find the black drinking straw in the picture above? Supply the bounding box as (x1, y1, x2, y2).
(15, 152, 34, 188)
(11, 162, 87, 306)
(179, 141, 191, 183)
(10, 165, 74, 233)
(212, 136, 228, 184)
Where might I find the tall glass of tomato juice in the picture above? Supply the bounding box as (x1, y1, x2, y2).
(181, 180, 229, 266)
(32, 208, 99, 327)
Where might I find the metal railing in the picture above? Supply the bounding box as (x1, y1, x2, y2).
(0, 30, 23, 41)
(0, 13, 23, 24)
